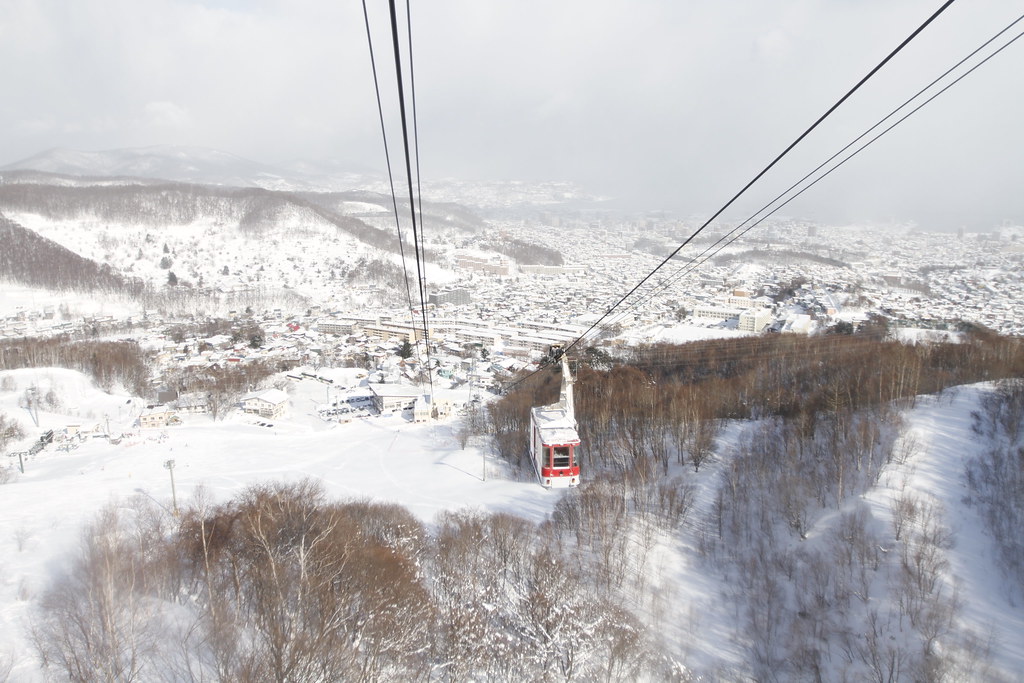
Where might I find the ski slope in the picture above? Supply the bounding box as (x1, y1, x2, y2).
(1, 368, 1023, 679)
(0, 367, 558, 679)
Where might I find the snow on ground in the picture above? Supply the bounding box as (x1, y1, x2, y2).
(3, 210, 388, 304)
(340, 201, 388, 213)
(0, 282, 140, 321)
(0, 367, 561, 677)
(654, 418, 754, 676)
(893, 326, 963, 345)
(2, 368, 1023, 678)
(625, 322, 750, 345)
(864, 385, 1024, 678)
(0, 367, 140, 438)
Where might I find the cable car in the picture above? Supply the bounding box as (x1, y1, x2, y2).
(530, 345, 580, 488)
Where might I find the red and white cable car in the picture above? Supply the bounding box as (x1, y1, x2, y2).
(530, 346, 580, 488)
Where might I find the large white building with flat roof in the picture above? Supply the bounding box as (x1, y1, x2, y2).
(368, 383, 423, 413)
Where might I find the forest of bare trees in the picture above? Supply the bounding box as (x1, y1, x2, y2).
(966, 378, 1024, 598)
(484, 330, 1024, 679)
(491, 329, 1024, 478)
(476, 237, 564, 266)
(0, 337, 150, 396)
(0, 326, 288, 411)
(30, 480, 672, 682)
(0, 214, 147, 296)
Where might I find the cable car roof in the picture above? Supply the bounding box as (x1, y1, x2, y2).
(532, 404, 580, 445)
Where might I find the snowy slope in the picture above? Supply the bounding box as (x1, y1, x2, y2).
(0, 367, 559, 679)
(4, 207, 391, 306)
(864, 386, 1024, 678)
(2, 370, 1023, 679)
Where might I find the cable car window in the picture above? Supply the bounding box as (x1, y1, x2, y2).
(553, 446, 570, 468)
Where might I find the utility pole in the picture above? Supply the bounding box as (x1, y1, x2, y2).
(26, 386, 39, 427)
(163, 459, 178, 516)
(471, 349, 486, 482)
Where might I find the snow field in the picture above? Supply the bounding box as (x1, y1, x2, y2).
(0, 367, 560, 679)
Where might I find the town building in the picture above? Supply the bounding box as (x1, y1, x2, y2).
(240, 389, 289, 419)
(429, 289, 472, 306)
(139, 406, 175, 429)
(738, 308, 774, 332)
(368, 383, 424, 413)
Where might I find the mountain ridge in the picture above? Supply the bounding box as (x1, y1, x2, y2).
(1, 145, 380, 193)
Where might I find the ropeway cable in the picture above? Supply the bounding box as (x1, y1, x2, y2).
(596, 11, 1024, 333)
(596, 17, 1024, 338)
(503, 0, 957, 393)
(556, 0, 957, 360)
(361, 0, 419, 338)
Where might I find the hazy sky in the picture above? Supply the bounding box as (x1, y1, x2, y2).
(1, 0, 1022, 228)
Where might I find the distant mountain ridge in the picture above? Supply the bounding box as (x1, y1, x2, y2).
(1, 146, 380, 193)
(1, 145, 600, 211)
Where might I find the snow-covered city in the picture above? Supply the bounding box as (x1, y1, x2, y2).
(1, 152, 1023, 680)
(2, 0, 1024, 680)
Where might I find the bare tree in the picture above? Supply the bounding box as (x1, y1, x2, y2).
(32, 503, 164, 682)
(890, 491, 919, 542)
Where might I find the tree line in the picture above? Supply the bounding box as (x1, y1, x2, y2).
(966, 378, 1024, 599)
(491, 328, 1024, 479)
(0, 336, 150, 396)
(713, 248, 851, 269)
(476, 237, 564, 266)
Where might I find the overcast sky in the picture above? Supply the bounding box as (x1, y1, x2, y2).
(1, 0, 1022, 228)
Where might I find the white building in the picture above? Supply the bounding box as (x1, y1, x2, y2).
(139, 406, 175, 429)
(723, 294, 759, 309)
(693, 306, 742, 322)
(241, 389, 289, 419)
(317, 319, 357, 336)
(738, 308, 774, 332)
(413, 395, 433, 422)
(369, 383, 423, 413)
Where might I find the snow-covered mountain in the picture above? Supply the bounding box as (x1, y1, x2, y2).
(0, 145, 379, 193)
(1, 145, 602, 210)
(0, 146, 580, 314)
(0, 180, 465, 312)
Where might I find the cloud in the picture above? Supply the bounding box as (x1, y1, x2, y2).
(144, 101, 191, 129)
(0, 0, 1021, 228)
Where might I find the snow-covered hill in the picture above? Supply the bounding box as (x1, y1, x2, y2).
(1, 369, 1022, 680)
(0, 179, 471, 311)
(5, 205, 379, 301)
(1, 145, 599, 211)
(1, 146, 378, 193)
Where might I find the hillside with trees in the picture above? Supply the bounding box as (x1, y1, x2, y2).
(0, 213, 147, 296)
(14, 330, 1024, 680)
(484, 330, 1024, 679)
